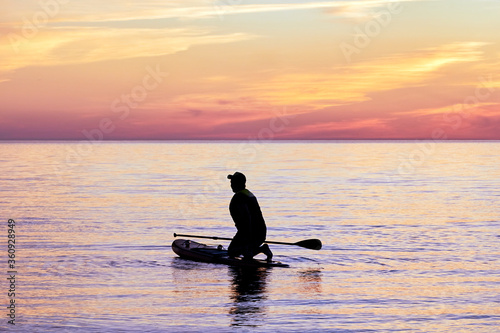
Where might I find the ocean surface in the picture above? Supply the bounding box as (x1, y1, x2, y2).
(1, 141, 499, 332)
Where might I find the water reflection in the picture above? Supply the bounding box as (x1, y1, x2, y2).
(228, 266, 269, 328)
(298, 269, 323, 294)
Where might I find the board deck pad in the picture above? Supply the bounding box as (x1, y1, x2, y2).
(172, 239, 289, 268)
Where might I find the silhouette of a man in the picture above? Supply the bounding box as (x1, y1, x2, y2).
(227, 172, 273, 261)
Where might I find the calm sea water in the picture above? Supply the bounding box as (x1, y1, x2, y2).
(1, 141, 499, 332)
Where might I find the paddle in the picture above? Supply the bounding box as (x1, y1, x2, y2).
(173, 233, 322, 250)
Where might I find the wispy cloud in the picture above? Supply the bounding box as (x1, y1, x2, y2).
(1, 0, 427, 25)
(0, 27, 255, 74)
(92, 0, 427, 22)
(242, 42, 489, 107)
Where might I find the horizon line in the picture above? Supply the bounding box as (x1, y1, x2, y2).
(2, 138, 500, 142)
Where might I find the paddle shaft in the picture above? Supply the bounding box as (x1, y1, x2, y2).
(173, 233, 322, 250)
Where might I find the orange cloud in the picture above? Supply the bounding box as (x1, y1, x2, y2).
(243, 42, 489, 108)
(0, 27, 256, 77)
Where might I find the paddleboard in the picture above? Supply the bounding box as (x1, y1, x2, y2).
(172, 239, 289, 268)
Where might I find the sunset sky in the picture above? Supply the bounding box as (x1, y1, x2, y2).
(1, 0, 499, 140)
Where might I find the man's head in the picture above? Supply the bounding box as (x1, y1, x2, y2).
(227, 172, 246, 193)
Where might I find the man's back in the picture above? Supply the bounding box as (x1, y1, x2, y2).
(229, 189, 267, 244)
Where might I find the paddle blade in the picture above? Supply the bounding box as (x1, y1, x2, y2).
(295, 239, 322, 250)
